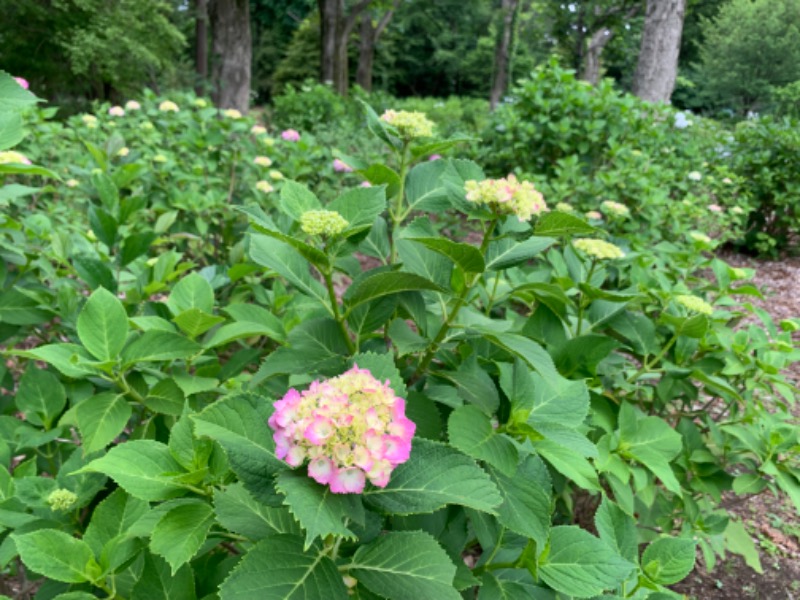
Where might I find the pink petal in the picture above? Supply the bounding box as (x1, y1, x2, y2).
(308, 457, 335, 484)
(304, 417, 334, 445)
(383, 435, 412, 464)
(285, 445, 306, 467)
(388, 417, 416, 440)
(330, 467, 366, 494)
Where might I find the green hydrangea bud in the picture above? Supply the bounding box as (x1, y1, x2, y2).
(47, 489, 78, 512)
(676, 294, 713, 315)
(555, 202, 574, 213)
(600, 200, 630, 217)
(300, 210, 349, 237)
(573, 238, 625, 260)
(379, 110, 435, 139)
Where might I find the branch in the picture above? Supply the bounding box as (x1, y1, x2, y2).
(343, 0, 374, 39)
(374, 0, 401, 39)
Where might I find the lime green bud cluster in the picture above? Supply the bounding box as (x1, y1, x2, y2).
(573, 238, 625, 260)
(380, 110, 434, 139)
(47, 489, 78, 512)
(689, 232, 712, 244)
(676, 294, 713, 315)
(601, 200, 630, 217)
(555, 202, 574, 213)
(464, 175, 547, 222)
(300, 210, 349, 237)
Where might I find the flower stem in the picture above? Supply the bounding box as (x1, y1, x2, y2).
(324, 268, 355, 355)
(388, 142, 410, 263)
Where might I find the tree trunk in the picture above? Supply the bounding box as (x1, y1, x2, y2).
(195, 0, 209, 96)
(318, 0, 338, 85)
(210, 0, 251, 112)
(581, 28, 614, 86)
(632, 0, 686, 103)
(356, 2, 398, 92)
(490, 0, 519, 110)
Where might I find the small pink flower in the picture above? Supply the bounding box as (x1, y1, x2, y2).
(281, 129, 300, 142)
(304, 417, 334, 445)
(708, 203, 723, 213)
(333, 158, 353, 173)
(330, 467, 366, 494)
(360, 181, 372, 187)
(108, 106, 125, 117)
(428, 154, 442, 161)
(285, 445, 306, 467)
(367, 460, 392, 488)
(383, 436, 412, 464)
(14, 77, 29, 90)
(308, 457, 335, 484)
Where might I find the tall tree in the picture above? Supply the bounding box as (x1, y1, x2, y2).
(210, 0, 252, 112)
(490, 0, 520, 110)
(195, 0, 210, 96)
(317, 0, 373, 94)
(356, 0, 400, 92)
(580, 4, 639, 85)
(632, 0, 686, 102)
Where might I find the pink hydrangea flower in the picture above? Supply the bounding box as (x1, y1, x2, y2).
(281, 129, 300, 142)
(428, 154, 442, 161)
(108, 106, 125, 117)
(360, 181, 372, 188)
(333, 158, 353, 173)
(14, 77, 29, 90)
(268, 365, 416, 494)
(708, 203, 723, 213)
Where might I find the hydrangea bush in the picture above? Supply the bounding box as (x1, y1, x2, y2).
(0, 71, 798, 599)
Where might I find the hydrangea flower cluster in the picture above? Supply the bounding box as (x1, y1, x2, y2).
(573, 238, 625, 260)
(332, 158, 353, 173)
(14, 77, 29, 90)
(601, 200, 630, 217)
(585, 210, 602, 220)
(66, 179, 79, 188)
(223, 108, 242, 119)
(676, 294, 713, 315)
(281, 129, 301, 142)
(159, 100, 179, 112)
(300, 209, 349, 237)
(688, 171, 702, 181)
(269, 366, 416, 494)
(379, 110, 434, 139)
(0, 151, 31, 165)
(254, 156, 273, 167)
(47, 489, 77, 512)
(464, 175, 547, 222)
(256, 180, 274, 193)
(125, 100, 141, 111)
(81, 114, 98, 128)
(193, 98, 208, 108)
(108, 106, 125, 117)
(251, 125, 267, 135)
(688, 231, 712, 244)
(555, 202, 574, 213)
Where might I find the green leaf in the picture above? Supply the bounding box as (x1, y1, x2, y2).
(437, 357, 500, 414)
(214, 483, 300, 540)
(89, 205, 118, 248)
(475, 330, 560, 384)
(0, 287, 51, 325)
(77, 287, 129, 361)
(75, 392, 132, 454)
(150, 502, 214, 574)
(17, 343, 98, 378)
(552, 334, 621, 378)
(279, 180, 323, 221)
(487, 455, 552, 548)
(724, 519, 763, 574)
(13, 530, 99, 584)
(0, 162, 60, 178)
(0, 183, 39, 203)
(122, 330, 201, 365)
(608, 312, 659, 355)
(448, 406, 518, 475)
(131, 552, 196, 600)
(276, 471, 360, 549)
(538, 526, 635, 598)
(15, 366, 66, 429)
(350, 531, 461, 600)
(479, 573, 538, 599)
(405, 160, 452, 213)
(528, 372, 590, 429)
(486, 236, 556, 270)
(406, 237, 485, 273)
(73, 253, 116, 291)
(534, 439, 601, 491)
(328, 186, 387, 236)
(91, 172, 119, 212)
(78, 440, 186, 501)
(219, 535, 348, 600)
(0, 72, 40, 109)
(360, 99, 400, 149)
(0, 111, 23, 149)
(594, 497, 637, 562)
(120, 232, 157, 267)
(167, 272, 214, 315)
(351, 351, 406, 398)
(534, 212, 595, 236)
(173, 308, 225, 339)
(345, 271, 443, 310)
(192, 393, 286, 486)
(145, 378, 186, 416)
(618, 404, 682, 494)
(642, 537, 696, 585)
(249, 234, 328, 304)
(84, 488, 149, 558)
(364, 439, 501, 515)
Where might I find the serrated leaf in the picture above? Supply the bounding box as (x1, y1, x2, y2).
(144, 378, 185, 416)
(594, 496, 637, 562)
(529, 372, 590, 428)
(0, 287, 51, 325)
(328, 186, 387, 236)
(534, 438, 601, 491)
(122, 330, 201, 365)
(407, 237, 485, 273)
(489, 453, 552, 548)
(214, 483, 300, 540)
(15, 366, 65, 429)
(249, 234, 328, 304)
(131, 551, 195, 600)
(0, 72, 40, 109)
(150, 502, 214, 573)
(13, 530, 98, 583)
(351, 351, 406, 398)
(276, 471, 360, 548)
(618, 404, 682, 494)
(642, 537, 695, 585)
(78, 440, 186, 501)
(279, 180, 323, 221)
(724, 519, 762, 574)
(344, 271, 443, 310)
(364, 439, 501, 514)
(167, 273, 214, 315)
(84, 488, 149, 558)
(538, 526, 635, 598)
(219, 535, 348, 600)
(534, 212, 595, 236)
(75, 392, 132, 454)
(77, 287, 129, 361)
(173, 308, 225, 338)
(350, 531, 461, 600)
(448, 406, 518, 475)
(486, 236, 556, 270)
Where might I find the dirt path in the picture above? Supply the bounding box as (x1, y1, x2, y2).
(673, 252, 800, 600)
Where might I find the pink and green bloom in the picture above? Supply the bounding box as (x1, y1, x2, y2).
(332, 158, 353, 173)
(268, 366, 416, 494)
(464, 174, 547, 222)
(14, 77, 29, 90)
(281, 129, 301, 142)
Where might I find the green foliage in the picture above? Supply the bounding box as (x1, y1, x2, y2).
(0, 76, 797, 600)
